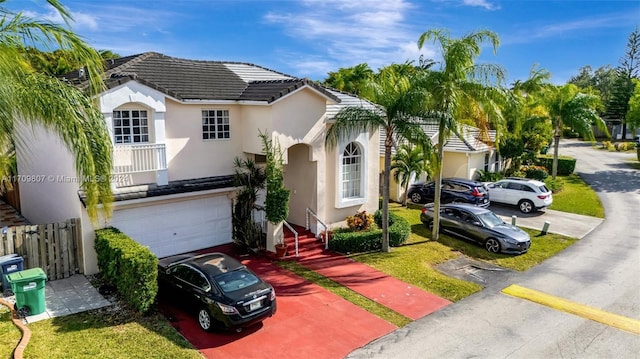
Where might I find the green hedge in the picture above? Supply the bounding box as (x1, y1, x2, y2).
(328, 210, 411, 253)
(95, 227, 158, 314)
(536, 155, 576, 175)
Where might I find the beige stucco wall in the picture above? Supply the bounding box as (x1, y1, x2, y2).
(323, 129, 380, 230)
(164, 99, 243, 180)
(15, 123, 83, 224)
(442, 152, 468, 178)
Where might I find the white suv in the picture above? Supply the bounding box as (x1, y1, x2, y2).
(487, 178, 553, 213)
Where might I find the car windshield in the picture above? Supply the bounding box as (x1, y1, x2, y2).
(476, 212, 504, 228)
(214, 268, 260, 293)
(539, 185, 550, 193)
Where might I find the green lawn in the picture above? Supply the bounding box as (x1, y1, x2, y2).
(0, 305, 202, 359)
(549, 174, 604, 218)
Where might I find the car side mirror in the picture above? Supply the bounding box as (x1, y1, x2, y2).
(473, 221, 482, 226)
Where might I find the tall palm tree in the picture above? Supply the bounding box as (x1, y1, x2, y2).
(417, 29, 507, 240)
(390, 144, 431, 206)
(326, 66, 431, 252)
(543, 84, 608, 178)
(0, 0, 111, 220)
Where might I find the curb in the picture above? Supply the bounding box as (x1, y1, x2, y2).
(0, 297, 30, 359)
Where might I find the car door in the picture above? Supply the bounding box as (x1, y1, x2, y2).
(458, 210, 487, 244)
(421, 182, 436, 202)
(488, 181, 509, 204)
(169, 264, 211, 310)
(440, 207, 463, 234)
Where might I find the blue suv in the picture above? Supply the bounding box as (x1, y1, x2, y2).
(407, 178, 490, 207)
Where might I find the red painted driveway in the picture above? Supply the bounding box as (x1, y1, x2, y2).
(158, 257, 397, 359)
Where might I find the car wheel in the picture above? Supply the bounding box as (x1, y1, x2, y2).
(410, 192, 423, 203)
(518, 199, 534, 214)
(427, 220, 434, 231)
(198, 308, 214, 332)
(485, 238, 501, 253)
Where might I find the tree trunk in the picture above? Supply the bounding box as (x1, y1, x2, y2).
(403, 181, 409, 207)
(432, 121, 446, 241)
(382, 137, 392, 252)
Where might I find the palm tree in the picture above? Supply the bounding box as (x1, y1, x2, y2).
(417, 29, 507, 240)
(390, 144, 432, 206)
(323, 63, 375, 96)
(543, 84, 608, 178)
(0, 0, 111, 220)
(325, 66, 431, 252)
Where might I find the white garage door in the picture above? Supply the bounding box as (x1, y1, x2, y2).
(109, 195, 232, 258)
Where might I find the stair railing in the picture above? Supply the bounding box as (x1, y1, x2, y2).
(282, 220, 299, 257)
(305, 208, 329, 250)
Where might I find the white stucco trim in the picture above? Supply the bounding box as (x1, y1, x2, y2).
(268, 85, 339, 106)
(99, 82, 166, 114)
(335, 132, 368, 209)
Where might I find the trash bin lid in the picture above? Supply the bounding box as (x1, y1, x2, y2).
(7, 268, 47, 284)
(0, 253, 19, 263)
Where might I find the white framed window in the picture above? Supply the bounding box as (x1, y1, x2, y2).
(113, 110, 149, 143)
(202, 110, 230, 140)
(342, 142, 361, 198)
(336, 133, 368, 208)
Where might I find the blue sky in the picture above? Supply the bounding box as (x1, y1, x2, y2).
(9, 0, 640, 85)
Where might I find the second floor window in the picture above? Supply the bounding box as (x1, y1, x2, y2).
(202, 110, 230, 140)
(113, 110, 149, 143)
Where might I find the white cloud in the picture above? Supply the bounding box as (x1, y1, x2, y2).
(462, 0, 499, 11)
(264, 0, 430, 77)
(503, 11, 636, 45)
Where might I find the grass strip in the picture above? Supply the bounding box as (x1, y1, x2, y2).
(276, 260, 412, 328)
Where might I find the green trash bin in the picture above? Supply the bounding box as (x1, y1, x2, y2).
(7, 268, 47, 315)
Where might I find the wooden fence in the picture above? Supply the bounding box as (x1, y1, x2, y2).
(1, 218, 83, 280)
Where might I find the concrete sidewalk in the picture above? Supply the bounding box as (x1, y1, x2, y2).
(1, 274, 111, 323)
(491, 205, 604, 239)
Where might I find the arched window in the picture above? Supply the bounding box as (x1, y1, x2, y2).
(342, 142, 361, 198)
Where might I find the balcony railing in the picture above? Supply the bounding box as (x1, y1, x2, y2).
(113, 143, 167, 174)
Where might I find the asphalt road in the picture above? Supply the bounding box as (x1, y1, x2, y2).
(347, 139, 640, 359)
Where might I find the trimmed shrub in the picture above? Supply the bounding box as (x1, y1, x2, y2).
(544, 177, 564, 193)
(95, 227, 158, 314)
(374, 210, 411, 247)
(521, 165, 549, 181)
(536, 155, 576, 175)
(329, 211, 411, 253)
(329, 228, 382, 253)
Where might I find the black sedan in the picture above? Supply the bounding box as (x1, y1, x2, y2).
(407, 178, 490, 207)
(420, 203, 531, 254)
(158, 252, 277, 332)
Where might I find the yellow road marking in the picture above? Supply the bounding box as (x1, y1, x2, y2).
(502, 284, 640, 335)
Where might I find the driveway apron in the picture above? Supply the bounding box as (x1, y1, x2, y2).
(297, 252, 451, 320)
(158, 256, 397, 359)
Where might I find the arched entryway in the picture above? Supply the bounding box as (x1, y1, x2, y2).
(283, 143, 317, 227)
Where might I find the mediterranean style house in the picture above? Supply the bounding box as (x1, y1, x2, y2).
(15, 52, 380, 274)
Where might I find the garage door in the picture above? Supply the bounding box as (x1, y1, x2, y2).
(109, 195, 232, 258)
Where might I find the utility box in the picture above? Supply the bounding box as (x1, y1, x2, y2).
(7, 267, 47, 315)
(0, 254, 24, 291)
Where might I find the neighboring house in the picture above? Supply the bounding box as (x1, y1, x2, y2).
(15, 52, 380, 274)
(382, 124, 499, 202)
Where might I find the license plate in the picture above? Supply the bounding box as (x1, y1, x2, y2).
(249, 301, 262, 311)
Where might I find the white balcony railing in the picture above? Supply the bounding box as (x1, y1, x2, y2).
(113, 143, 167, 174)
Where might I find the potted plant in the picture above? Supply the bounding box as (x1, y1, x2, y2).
(274, 236, 288, 258)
